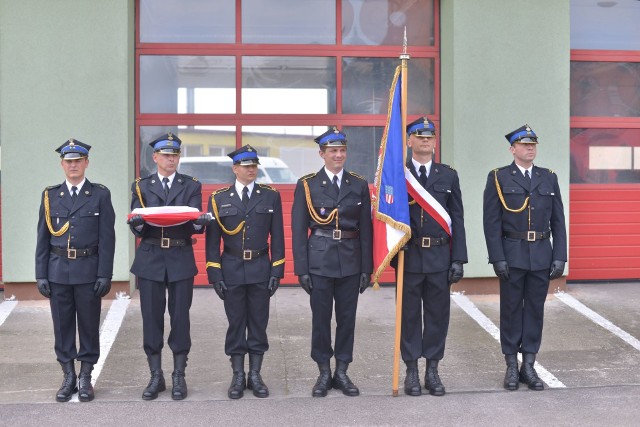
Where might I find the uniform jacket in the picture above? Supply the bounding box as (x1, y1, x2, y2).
(205, 183, 285, 286)
(35, 179, 116, 285)
(404, 160, 468, 273)
(483, 162, 567, 271)
(129, 172, 203, 282)
(291, 168, 373, 278)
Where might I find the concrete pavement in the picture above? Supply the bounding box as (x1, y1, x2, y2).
(1, 282, 640, 426)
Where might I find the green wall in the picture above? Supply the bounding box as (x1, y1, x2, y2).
(0, 0, 135, 284)
(440, 0, 571, 277)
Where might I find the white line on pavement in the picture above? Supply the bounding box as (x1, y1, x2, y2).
(70, 294, 130, 403)
(0, 301, 18, 327)
(451, 293, 566, 389)
(555, 291, 640, 352)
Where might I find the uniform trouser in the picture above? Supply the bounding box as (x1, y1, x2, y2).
(138, 276, 194, 357)
(223, 281, 270, 356)
(50, 282, 101, 364)
(499, 267, 550, 355)
(400, 270, 450, 362)
(309, 273, 360, 364)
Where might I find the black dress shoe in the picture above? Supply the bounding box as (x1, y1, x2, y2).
(142, 371, 166, 401)
(404, 361, 421, 396)
(56, 361, 77, 403)
(425, 360, 445, 397)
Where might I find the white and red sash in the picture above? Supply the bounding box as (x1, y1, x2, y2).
(405, 168, 452, 236)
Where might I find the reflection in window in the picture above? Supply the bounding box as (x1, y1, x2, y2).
(570, 62, 640, 117)
(570, 128, 640, 184)
(243, 0, 335, 44)
(342, 0, 434, 46)
(140, 56, 235, 114)
(342, 57, 434, 115)
(140, 0, 235, 43)
(242, 57, 336, 114)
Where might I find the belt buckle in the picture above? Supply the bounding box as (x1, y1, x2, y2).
(422, 237, 431, 248)
(67, 249, 77, 260)
(243, 250, 252, 260)
(332, 230, 342, 240)
(161, 238, 171, 248)
(527, 231, 536, 242)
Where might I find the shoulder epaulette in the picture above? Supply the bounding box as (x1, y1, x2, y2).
(440, 163, 454, 171)
(548, 169, 555, 174)
(258, 183, 278, 192)
(300, 172, 316, 181)
(192, 176, 199, 181)
(137, 175, 152, 182)
(45, 183, 63, 192)
(213, 186, 231, 195)
(348, 171, 366, 181)
(93, 183, 107, 190)
(494, 165, 510, 172)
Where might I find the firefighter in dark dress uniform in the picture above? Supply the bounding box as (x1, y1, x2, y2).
(35, 139, 116, 402)
(398, 117, 468, 397)
(483, 124, 567, 391)
(291, 128, 373, 397)
(128, 133, 208, 401)
(205, 145, 285, 400)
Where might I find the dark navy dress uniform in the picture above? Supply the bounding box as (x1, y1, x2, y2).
(35, 141, 115, 366)
(401, 158, 467, 362)
(483, 124, 567, 391)
(291, 129, 373, 372)
(129, 136, 203, 361)
(205, 180, 285, 357)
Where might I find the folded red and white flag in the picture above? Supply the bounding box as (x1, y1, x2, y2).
(128, 206, 201, 227)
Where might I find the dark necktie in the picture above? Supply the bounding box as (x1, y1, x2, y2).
(71, 186, 78, 203)
(419, 165, 428, 188)
(332, 175, 340, 196)
(242, 186, 249, 207)
(162, 177, 170, 198)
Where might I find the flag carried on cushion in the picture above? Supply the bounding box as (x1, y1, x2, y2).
(371, 65, 411, 286)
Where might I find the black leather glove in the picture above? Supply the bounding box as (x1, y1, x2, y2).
(213, 280, 227, 300)
(36, 279, 51, 298)
(493, 261, 510, 281)
(94, 277, 111, 298)
(194, 213, 211, 227)
(448, 261, 464, 285)
(268, 276, 280, 297)
(549, 260, 565, 280)
(359, 273, 372, 294)
(128, 214, 145, 228)
(298, 274, 313, 295)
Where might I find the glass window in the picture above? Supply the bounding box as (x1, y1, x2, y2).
(570, 61, 640, 117)
(242, 0, 335, 44)
(140, 56, 236, 114)
(140, 126, 237, 182)
(242, 126, 326, 181)
(342, 0, 434, 46)
(570, 0, 640, 50)
(570, 128, 640, 184)
(140, 0, 235, 43)
(343, 126, 384, 182)
(342, 57, 434, 115)
(242, 57, 336, 114)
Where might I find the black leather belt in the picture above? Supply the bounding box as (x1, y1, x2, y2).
(312, 228, 359, 240)
(50, 245, 98, 260)
(143, 237, 192, 248)
(503, 230, 551, 242)
(410, 236, 450, 248)
(224, 245, 269, 260)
